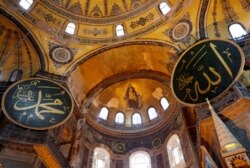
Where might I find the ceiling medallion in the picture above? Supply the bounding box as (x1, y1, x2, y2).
(114, 142, 126, 152)
(49, 46, 74, 64)
(171, 39, 244, 105)
(152, 138, 161, 147)
(1, 78, 74, 130)
(170, 19, 192, 42)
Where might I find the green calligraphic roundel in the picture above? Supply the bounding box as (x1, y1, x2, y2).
(171, 39, 244, 105)
(1, 78, 74, 130)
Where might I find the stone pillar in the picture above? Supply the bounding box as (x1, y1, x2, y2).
(69, 118, 85, 168)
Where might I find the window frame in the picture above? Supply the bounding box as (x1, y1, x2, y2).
(115, 112, 125, 124)
(65, 22, 76, 35)
(131, 112, 142, 125)
(228, 22, 248, 40)
(147, 107, 158, 120)
(160, 97, 169, 111)
(115, 24, 125, 37)
(9, 69, 23, 82)
(19, 0, 33, 10)
(129, 151, 152, 168)
(99, 107, 109, 120)
(92, 147, 110, 168)
(167, 134, 186, 168)
(159, 2, 171, 15)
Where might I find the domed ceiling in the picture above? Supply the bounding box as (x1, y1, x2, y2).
(1, 0, 189, 44)
(86, 78, 179, 137)
(67, 43, 180, 137)
(0, 14, 41, 81)
(46, 0, 156, 21)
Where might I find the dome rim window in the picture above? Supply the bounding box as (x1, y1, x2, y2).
(99, 107, 109, 120)
(160, 97, 169, 111)
(65, 22, 76, 35)
(115, 112, 125, 124)
(228, 22, 248, 40)
(115, 24, 125, 37)
(159, 2, 171, 15)
(148, 107, 158, 120)
(132, 112, 142, 125)
(19, 0, 33, 10)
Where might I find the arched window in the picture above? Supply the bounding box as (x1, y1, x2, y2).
(129, 151, 152, 168)
(19, 0, 33, 10)
(92, 147, 110, 168)
(167, 134, 186, 168)
(229, 23, 247, 39)
(159, 2, 171, 15)
(9, 69, 23, 82)
(148, 107, 158, 120)
(116, 24, 125, 37)
(115, 112, 125, 124)
(132, 113, 142, 125)
(99, 107, 109, 120)
(65, 22, 76, 35)
(160, 97, 169, 111)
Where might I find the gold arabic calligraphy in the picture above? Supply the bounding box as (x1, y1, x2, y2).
(13, 82, 65, 121)
(176, 42, 234, 102)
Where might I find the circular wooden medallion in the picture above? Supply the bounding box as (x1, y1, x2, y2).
(1, 78, 74, 130)
(171, 39, 244, 106)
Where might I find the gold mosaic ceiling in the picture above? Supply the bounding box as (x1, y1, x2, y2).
(0, 15, 41, 81)
(47, 0, 156, 20)
(2, 0, 250, 135)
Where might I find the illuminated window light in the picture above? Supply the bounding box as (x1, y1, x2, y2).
(65, 22, 76, 35)
(160, 97, 169, 111)
(148, 107, 158, 120)
(132, 113, 142, 125)
(115, 112, 125, 124)
(229, 23, 248, 40)
(19, 0, 33, 10)
(99, 107, 109, 120)
(116, 24, 125, 37)
(159, 2, 171, 15)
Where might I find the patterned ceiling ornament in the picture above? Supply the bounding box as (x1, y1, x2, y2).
(114, 142, 126, 152)
(131, 0, 142, 9)
(82, 27, 108, 37)
(169, 19, 192, 42)
(221, 0, 239, 24)
(69, 2, 83, 15)
(130, 13, 154, 29)
(90, 5, 103, 17)
(240, 0, 250, 12)
(110, 3, 123, 16)
(60, 126, 73, 142)
(152, 138, 161, 147)
(49, 46, 74, 64)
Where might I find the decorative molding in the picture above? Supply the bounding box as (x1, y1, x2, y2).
(41, 0, 159, 24)
(240, 0, 250, 12)
(82, 28, 108, 37)
(221, 0, 239, 24)
(212, 0, 220, 37)
(164, 17, 192, 42)
(130, 13, 154, 29)
(0, 8, 45, 70)
(198, 0, 209, 39)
